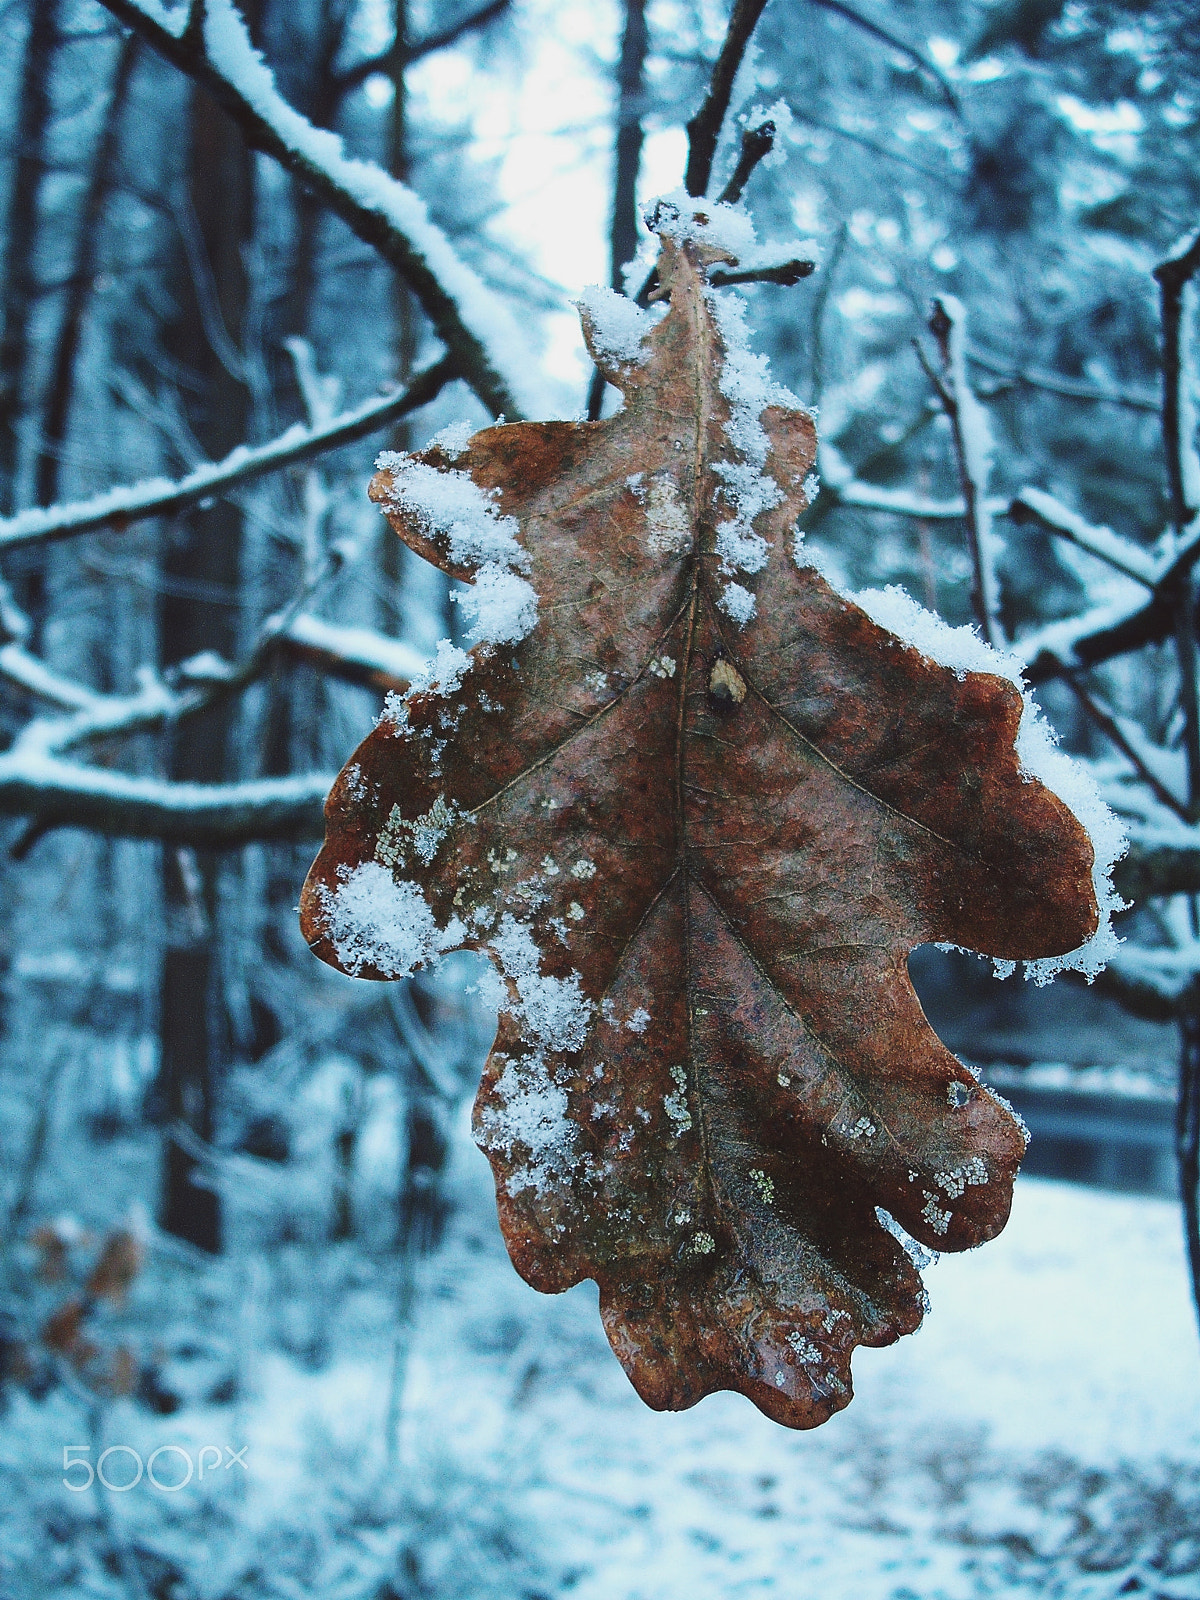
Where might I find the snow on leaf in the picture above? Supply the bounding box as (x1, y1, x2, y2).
(301, 215, 1104, 1432)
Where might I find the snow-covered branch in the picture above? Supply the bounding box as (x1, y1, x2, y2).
(1017, 514, 1200, 683)
(278, 614, 425, 693)
(816, 435, 1005, 521)
(0, 356, 455, 554)
(0, 643, 102, 711)
(1009, 487, 1159, 587)
(0, 753, 330, 847)
(95, 0, 539, 419)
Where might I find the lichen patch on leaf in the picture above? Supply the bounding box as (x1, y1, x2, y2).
(301, 213, 1104, 1432)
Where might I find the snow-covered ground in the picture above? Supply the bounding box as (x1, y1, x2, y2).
(3, 1121, 1198, 1599)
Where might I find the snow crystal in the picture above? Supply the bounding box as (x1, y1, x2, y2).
(802, 471, 820, 504)
(648, 655, 676, 678)
(717, 582, 758, 626)
(878, 1202, 941, 1269)
(577, 285, 665, 366)
(571, 859, 596, 880)
(320, 862, 465, 978)
(487, 916, 593, 1055)
(375, 449, 538, 709)
(452, 563, 538, 646)
(786, 1331, 822, 1363)
(920, 1192, 952, 1238)
(476, 917, 595, 1195)
(703, 285, 802, 624)
(748, 1167, 775, 1205)
(374, 795, 457, 870)
(646, 188, 760, 262)
(986, 1085, 1031, 1148)
(427, 419, 475, 458)
(626, 1007, 650, 1034)
(848, 583, 1126, 984)
(707, 290, 800, 460)
(374, 455, 527, 573)
(936, 1157, 989, 1199)
(488, 1056, 573, 1199)
(406, 639, 473, 698)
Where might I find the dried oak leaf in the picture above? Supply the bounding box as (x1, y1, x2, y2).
(299, 222, 1101, 1430)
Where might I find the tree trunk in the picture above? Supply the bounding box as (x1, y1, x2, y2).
(35, 34, 139, 509)
(0, 0, 60, 632)
(156, 20, 262, 1252)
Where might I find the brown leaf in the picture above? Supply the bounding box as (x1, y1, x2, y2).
(42, 1297, 93, 1366)
(85, 1228, 143, 1305)
(300, 215, 1103, 1430)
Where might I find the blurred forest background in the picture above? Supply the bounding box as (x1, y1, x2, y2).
(0, 0, 1199, 1596)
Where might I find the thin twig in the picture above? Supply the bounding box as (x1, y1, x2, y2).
(1115, 834, 1200, 902)
(0, 356, 455, 553)
(716, 118, 777, 205)
(587, 0, 651, 421)
(684, 0, 771, 198)
(801, 0, 961, 115)
(1061, 672, 1188, 820)
(918, 298, 1002, 645)
(1, 1042, 73, 1250)
(968, 345, 1160, 414)
(708, 257, 815, 287)
(336, 0, 512, 94)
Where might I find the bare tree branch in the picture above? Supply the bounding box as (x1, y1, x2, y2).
(684, 0, 771, 198)
(708, 257, 815, 287)
(919, 297, 1002, 646)
(1060, 672, 1187, 820)
(800, 0, 960, 116)
(968, 345, 1160, 414)
(335, 0, 512, 94)
(1115, 833, 1200, 901)
(277, 613, 422, 693)
(715, 117, 777, 205)
(95, 0, 530, 417)
(587, 0, 651, 421)
(1155, 229, 1200, 538)
(1153, 228, 1200, 1333)
(0, 356, 455, 553)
